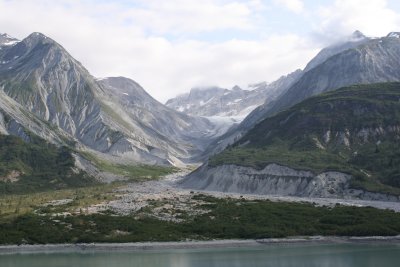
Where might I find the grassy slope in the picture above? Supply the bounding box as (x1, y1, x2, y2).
(210, 83, 400, 195)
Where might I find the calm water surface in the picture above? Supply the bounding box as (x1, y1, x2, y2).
(1, 244, 400, 267)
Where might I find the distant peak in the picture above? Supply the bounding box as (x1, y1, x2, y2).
(0, 32, 20, 46)
(21, 32, 57, 48)
(387, 32, 400, 38)
(0, 33, 14, 38)
(26, 32, 49, 40)
(190, 86, 222, 92)
(351, 30, 365, 39)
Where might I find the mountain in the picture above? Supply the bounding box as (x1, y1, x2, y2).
(97, 77, 221, 156)
(245, 31, 400, 126)
(303, 30, 369, 72)
(0, 32, 218, 168)
(265, 34, 400, 118)
(181, 83, 400, 201)
(203, 31, 400, 158)
(241, 31, 372, 130)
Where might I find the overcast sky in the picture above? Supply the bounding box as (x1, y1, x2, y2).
(1, 0, 400, 102)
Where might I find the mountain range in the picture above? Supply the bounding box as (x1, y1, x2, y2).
(1, 30, 400, 200)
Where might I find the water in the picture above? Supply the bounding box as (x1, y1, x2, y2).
(1, 244, 400, 267)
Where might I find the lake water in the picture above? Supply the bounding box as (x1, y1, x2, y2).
(1, 243, 400, 267)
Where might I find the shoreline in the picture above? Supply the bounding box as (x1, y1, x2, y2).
(1, 236, 400, 254)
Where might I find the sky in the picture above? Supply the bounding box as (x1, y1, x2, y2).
(1, 0, 400, 102)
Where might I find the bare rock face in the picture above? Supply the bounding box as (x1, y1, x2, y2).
(181, 163, 400, 201)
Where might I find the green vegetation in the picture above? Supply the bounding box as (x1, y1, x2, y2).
(0, 134, 95, 195)
(210, 83, 400, 195)
(80, 151, 178, 181)
(1, 195, 400, 244)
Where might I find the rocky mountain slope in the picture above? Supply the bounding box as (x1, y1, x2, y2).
(97, 77, 220, 155)
(0, 32, 219, 167)
(181, 83, 400, 200)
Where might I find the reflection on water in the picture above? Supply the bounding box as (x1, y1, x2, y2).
(1, 244, 400, 267)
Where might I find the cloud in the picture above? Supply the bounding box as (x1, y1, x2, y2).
(315, 0, 400, 43)
(0, 0, 320, 102)
(274, 0, 304, 14)
(123, 0, 255, 35)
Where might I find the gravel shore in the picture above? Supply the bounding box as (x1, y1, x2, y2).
(1, 236, 400, 254)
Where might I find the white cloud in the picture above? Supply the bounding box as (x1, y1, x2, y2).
(274, 0, 304, 14)
(0, 0, 320, 102)
(124, 0, 255, 34)
(316, 0, 400, 42)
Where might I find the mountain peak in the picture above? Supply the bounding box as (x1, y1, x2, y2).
(16, 32, 61, 53)
(0, 33, 14, 39)
(387, 32, 400, 38)
(0, 33, 20, 46)
(25, 32, 52, 42)
(351, 30, 366, 39)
